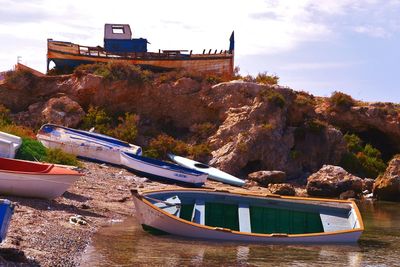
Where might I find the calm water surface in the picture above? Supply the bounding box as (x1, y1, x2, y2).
(80, 201, 400, 266)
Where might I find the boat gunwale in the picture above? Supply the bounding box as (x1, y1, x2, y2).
(134, 188, 364, 238)
(0, 158, 83, 176)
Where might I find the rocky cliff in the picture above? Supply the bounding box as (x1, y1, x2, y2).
(1, 69, 399, 182)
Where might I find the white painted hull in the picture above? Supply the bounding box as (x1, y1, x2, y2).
(169, 154, 245, 187)
(38, 137, 124, 165)
(121, 153, 207, 186)
(0, 131, 22, 159)
(0, 171, 80, 199)
(37, 124, 142, 166)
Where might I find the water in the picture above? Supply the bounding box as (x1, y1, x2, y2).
(81, 200, 400, 266)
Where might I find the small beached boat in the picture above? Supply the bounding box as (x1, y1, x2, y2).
(37, 124, 142, 165)
(168, 153, 245, 187)
(121, 152, 207, 186)
(0, 199, 14, 242)
(132, 188, 364, 243)
(0, 157, 82, 199)
(0, 131, 22, 159)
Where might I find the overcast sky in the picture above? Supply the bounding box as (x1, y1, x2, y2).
(0, 0, 399, 102)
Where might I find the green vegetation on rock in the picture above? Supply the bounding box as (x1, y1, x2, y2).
(74, 62, 152, 84)
(340, 133, 387, 178)
(329, 91, 355, 110)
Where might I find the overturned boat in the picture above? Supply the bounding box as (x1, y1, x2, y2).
(37, 124, 142, 165)
(47, 24, 234, 77)
(132, 188, 364, 243)
(0, 131, 22, 158)
(121, 152, 207, 187)
(0, 157, 82, 199)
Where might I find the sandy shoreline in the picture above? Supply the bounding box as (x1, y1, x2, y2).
(0, 161, 140, 266)
(0, 160, 306, 266)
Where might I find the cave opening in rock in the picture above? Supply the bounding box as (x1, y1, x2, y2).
(355, 128, 398, 161)
(240, 160, 263, 176)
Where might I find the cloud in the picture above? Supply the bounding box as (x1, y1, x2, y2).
(278, 61, 363, 71)
(0, 0, 399, 73)
(353, 26, 390, 38)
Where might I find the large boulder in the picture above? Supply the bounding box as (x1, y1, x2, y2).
(373, 155, 400, 201)
(306, 165, 363, 197)
(41, 96, 85, 127)
(247, 170, 286, 186)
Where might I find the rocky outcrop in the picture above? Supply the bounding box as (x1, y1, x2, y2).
(268, 183, 295, 196)
(306, 165, 363, 197)
(1, 70, 399, 181)
(247, 170, 286, 186)
(317, 101, 400, 154)
(373, 155, 400, 201)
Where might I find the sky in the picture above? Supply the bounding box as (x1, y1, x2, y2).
(0, 0, 399, 102)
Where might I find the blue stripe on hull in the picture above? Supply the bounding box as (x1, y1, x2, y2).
(124, 166, 204, 187)
(50, 58, 94, 69)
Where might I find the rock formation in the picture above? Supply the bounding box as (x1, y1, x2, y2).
(306, 165, 363, 197)
(247, 170, 286, 187)
(267, 183, 295, 196)
(1, 70, 399, 182)
(373, 155, 400, 201)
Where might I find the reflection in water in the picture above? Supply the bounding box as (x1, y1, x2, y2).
(81, 201, 400, 266)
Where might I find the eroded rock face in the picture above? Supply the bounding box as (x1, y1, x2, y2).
(306, 165, 363, 197)
(373, 155, 400, 201)
(268, 183, 295, 196)
(2, 72, 398, 181)
(247, 170, 286, 186)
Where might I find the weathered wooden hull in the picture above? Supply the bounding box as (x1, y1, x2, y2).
(47, 40, 234, 76)
(132, 189, 364, 243)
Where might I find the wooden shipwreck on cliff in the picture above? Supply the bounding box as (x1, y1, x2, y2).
(47, 24, 235, 77)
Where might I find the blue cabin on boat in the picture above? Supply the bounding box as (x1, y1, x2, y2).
(104, 24, 148, 53)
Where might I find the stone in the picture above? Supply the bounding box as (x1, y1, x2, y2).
(373, 155, 400, 201)
(268, 183, 295, 196)
(247, 170, 286, 187)
(41, 96, 85, 127)
(339, 190, 356, 200)
(306, 165, 363, 197)
(362, 178, 374, 193)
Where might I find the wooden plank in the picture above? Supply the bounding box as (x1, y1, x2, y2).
(192, 199, 205, 225)
(238, 203, 251, 233)
(320, 212, 351, 232)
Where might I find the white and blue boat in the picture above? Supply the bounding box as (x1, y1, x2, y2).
(120, 152, 208, 186)
(37, 124, 142, 166)
(168, 153, 245, 187)
(0, 199, 14, 242)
